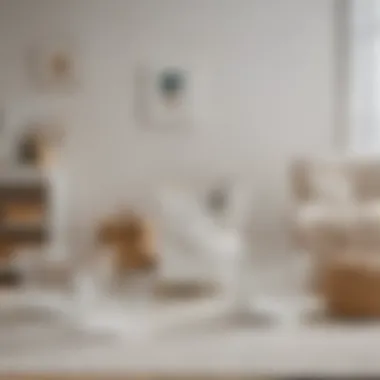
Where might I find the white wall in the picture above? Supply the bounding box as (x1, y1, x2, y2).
(0, 0, 336, 246)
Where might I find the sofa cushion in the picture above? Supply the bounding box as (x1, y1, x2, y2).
(309, 162, 353, 204)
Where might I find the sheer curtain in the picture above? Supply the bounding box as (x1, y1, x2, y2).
(350, 0, 380, 153)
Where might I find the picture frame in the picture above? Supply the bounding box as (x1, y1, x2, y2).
(135, 61, 206, 132)
(28, 42, 80, 92)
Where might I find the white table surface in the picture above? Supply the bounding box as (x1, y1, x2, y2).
(1, 292, 380, 376)
(2, 326, 380, 376)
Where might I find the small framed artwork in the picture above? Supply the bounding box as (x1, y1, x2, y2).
(135, 62, 201, 131)
(28, 43, 80, 92)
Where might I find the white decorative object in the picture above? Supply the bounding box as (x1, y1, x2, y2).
(152, 181, 282, 331)
(156, 184, 242, 297)
(31, 120, 67, 261)
(47, 163, 68, 261)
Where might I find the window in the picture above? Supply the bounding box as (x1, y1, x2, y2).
(350, 0, 380, 152)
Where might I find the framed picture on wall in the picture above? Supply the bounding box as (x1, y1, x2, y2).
(27, 42, 80, 92)
(135, 61, 206, 132)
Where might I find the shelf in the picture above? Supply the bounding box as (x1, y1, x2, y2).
(0, 172, 49, 247)
(0, 185, 47, 202)
(0, 226, 48, 244)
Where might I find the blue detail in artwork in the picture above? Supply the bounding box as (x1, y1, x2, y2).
(159, 69, 185, 97)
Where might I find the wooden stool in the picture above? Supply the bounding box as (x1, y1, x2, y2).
(323, 250, 380, 318)
(98, 212, 157, 276)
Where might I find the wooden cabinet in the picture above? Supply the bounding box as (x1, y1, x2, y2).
(0, 181, 49, 245)
(0, 172, 52, 285)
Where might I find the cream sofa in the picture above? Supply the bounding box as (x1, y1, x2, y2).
(290, 156, 380, 300)
(291, 156, 380, 249)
